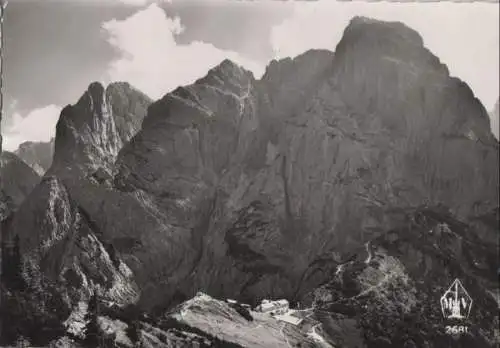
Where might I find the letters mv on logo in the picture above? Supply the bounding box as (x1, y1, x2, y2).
(440, 279, 472, 320)
(440, 279, 472, 335)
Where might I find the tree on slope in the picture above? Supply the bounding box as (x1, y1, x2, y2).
(83, 294, 101, 347)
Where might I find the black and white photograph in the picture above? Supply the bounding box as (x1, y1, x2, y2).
(0, 0, 498, 347)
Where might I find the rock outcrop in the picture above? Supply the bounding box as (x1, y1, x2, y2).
(8, 176, 139, 304)
(305, 205, 499, 348)
(0, 81, 149, 346)
(0, 151, 40, 220)
(50, 81, 151, 177)
(163, 292, 317, 348)
(4, 80, 151, 298)
(3, 176, 139, 342)
(15, 138, 55, 175)
(57, 292, 319, 348)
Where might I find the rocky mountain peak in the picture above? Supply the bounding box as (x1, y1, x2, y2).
(87, 81, 106, 108)
(331, 15, 498, 148)
(0, 151, 40, 220)
(51, 81, 150, 176)
(193, 59, 256, 96)
(114, 57, 260, 196)
(207, 58, 252, 79)
(15, 138, 55, 175)
(52, 82, 119, 173)
(345, 16, 424, 47)
(105, 82, 152, 144)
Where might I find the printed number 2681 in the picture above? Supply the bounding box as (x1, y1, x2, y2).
(445, 326, 468, 335)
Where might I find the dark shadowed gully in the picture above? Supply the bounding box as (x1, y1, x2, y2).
(0, 16, 498, 348)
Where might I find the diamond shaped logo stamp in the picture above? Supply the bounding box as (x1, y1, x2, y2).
(441, 279, 473, 335)
(440, 279, 473, 320)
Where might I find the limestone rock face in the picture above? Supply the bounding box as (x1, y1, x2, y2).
(51, 81, 151, 176)
(329, 17, 498, 218)
(4, 176, 139, 313)
(0, 151, 41, 220)
(0, 82, 149, 342)
(5, 17, 499, 321)
(106, 17, 498, 309)
(15, 139, 55, 175)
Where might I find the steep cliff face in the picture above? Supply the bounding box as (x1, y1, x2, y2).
(106, 17, 498, 309)
(111, 60, 276, 308)
(329, 17, 498, 217)
(4, 176, 139, 323)
(5, 17, 499, 325)
(0, 151, 40, 220)
(247, 16, 499, 275)
(0, 82, 150, 343)
(50, 81, 151, 176)
(15, 138, 55, 175)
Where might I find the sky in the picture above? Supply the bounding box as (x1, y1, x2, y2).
(1, 0, 499, 151)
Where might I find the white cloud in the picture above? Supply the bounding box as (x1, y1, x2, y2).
(271, 1, 500, 112)
(2, 105, 61, 152)
(116, 0, 168, 6)
(101, 4, 264, 100)
(1, 98, 19, 131)
(117, 0, 150, 5)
